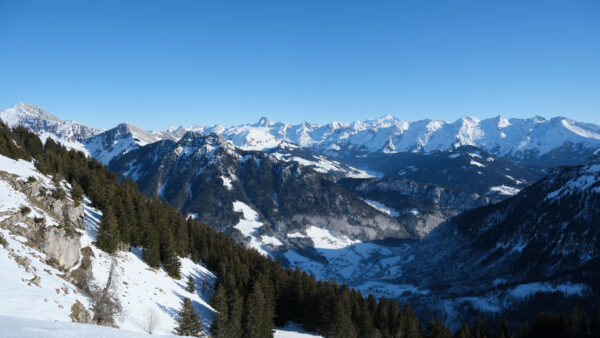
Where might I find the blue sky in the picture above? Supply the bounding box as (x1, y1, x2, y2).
(0, 0, 599, 130)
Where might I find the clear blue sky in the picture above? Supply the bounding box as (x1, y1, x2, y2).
(1, 0, 599, 130)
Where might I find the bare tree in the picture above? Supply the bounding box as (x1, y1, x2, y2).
(90, 259, 122, 326)
(144, 307, 160, 334)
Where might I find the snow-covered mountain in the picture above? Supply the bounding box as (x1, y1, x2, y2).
(83, 123, 164, 165)
(3, 103, 600, 168)
(0, 103, 101, 153)
(167, 115, 600, 166)
(108, 132, 413, 247)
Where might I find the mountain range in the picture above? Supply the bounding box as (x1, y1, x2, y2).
(1, 102, 599, 330)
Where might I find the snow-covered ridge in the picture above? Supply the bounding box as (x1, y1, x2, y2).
(0, 103, 101, 143)
(3, 103, 600, 167)
(545, 156, 600, 200)
(164, 115, 600, 158)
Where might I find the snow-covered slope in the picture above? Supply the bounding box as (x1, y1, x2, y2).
(0, 153, 216, 336)
(0, 315, 322, 338)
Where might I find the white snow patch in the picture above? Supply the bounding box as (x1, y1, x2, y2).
(287, 232, 308, 239)
(469, 160, 485, 168)
(221, 175, 233, 190)
(261, 235, 283, 246)
(232, 201, 271, 256)
(488, 185, 520, 196)
(0, 315, 170, 338)
(275, 322, 323, 338)
(510, 282, 588, 298)
(305, 226, 360, 250)
(361, 199, 400, 217)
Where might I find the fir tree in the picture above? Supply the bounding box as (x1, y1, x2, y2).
(211, 285, 230, 338)
(174, 298, 203, 337)
(97, 205, 120, 253)
(186, 275, 195, 293)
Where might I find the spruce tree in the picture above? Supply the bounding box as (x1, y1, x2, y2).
(186, 275, 195, 293)
(228, 289, 244, 338)
(211, 285, 230, 338)
(244, 282, 270, 338)
(174, 298, 203, 337)
(97, 205, 120, 253)
(159, 226, 181, 278)
(425, 319, 452, 338)
(328, 292, 357, 338)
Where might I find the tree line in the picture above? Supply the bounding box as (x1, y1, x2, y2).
(1, 122, 599, 338)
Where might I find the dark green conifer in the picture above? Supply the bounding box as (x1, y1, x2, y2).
(97, 205, 120, 253)
(186, 275, 195, 293)
(174, 298, 203, 337)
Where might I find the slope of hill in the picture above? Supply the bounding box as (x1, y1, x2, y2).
(0, 153, 216, 335)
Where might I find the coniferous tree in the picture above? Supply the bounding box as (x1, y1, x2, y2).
(142, 226, 161, 267)
(228, 289, 244, 338)
(244, 281, 271, 338)
(159, 225, 181, 278)
(211, 285, 230, 338)
(425, 319, 452, 338)
(186, 275, 195, 293)
(96, 205, 120, 253)
(174, 298, 203, 337)
(454, 324, 471, 338)
(328, 291, 357, 338)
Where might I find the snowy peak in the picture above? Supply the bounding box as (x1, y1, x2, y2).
(158, 114, 600, 165)
(176, 131, 233, 152)
(113, 122, 162, 145)
(83, 122, 164, 165)
(254, 116, 272, 127)
(0, 103, 100, 143)
(1, 102, 62, 125)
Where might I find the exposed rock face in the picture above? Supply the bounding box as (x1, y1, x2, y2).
(0, 173, 83, 270)
(19, 179, 85, 229)
(38, 226, 80, 270)
(340, 177, 492, 236)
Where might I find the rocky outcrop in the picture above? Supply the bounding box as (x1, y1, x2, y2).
(38, 226, 80, 269)
(0, 173, 84, 270)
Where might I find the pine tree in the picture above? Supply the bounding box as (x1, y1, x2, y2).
(211, 285, 230, 338)
(228, 289, 244, 338)
(328, 291, 357, 338)
(97, 205, 120, 253)
(174, 298, 203, 337)
(425, 319, 452, 338)
(159, 226, 181, 278)
(186, 275, 195, 293)
(244, 281, 273, 338)
(455, 324, 471, 338)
